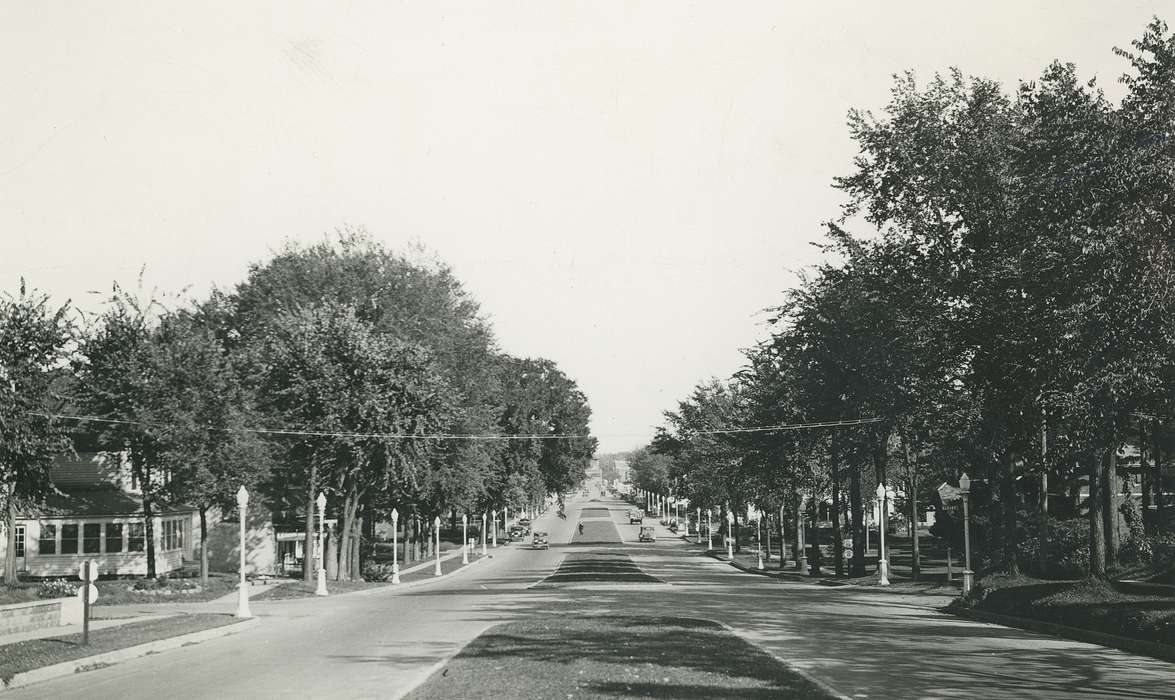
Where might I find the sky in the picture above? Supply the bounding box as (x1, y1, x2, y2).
(1, 2, 1169, 453)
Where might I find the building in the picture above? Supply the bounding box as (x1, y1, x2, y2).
(0, 453, 198, 578)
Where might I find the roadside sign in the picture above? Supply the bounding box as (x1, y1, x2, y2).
(77, 561, 98, 582)
(843, 548, 853, 560)
(937, 482, 961, 504)
(77, 583, 99, 604)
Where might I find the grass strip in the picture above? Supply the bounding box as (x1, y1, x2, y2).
(0, 613, 238, 683)
(953, 574, 1175, 647)
(406, 615, 834, 699)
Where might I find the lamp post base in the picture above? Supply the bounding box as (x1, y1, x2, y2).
(236, 584, 251, 619)
(757, 550, 764, 569)
(315, 568, 328, 596)
(434, 558, 442, 576)
(962, 569, 974, 595)
(391, 562, 401, 585)
(796, 556, 807, 572)
(878, 558, 890, 586)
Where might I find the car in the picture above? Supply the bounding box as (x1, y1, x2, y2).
(638, 526, 656, 542)
(518, 518, 531, 533)
(628, 509, 644, 524)
(532, 531, 549, 549)
(509, 526, 526, 542)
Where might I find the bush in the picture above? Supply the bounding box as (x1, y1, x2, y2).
(362, 562, 397, 582)
(37, 578, 78, 599)
(1017, 517, 1089, 579)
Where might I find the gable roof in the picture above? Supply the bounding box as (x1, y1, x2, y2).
(50, 452, 124, 488)
(26, 487, 194, 519)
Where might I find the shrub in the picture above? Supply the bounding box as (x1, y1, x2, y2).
(1018, 517, 1089, 579)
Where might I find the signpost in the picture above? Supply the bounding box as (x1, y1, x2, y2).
(77, 560, 98, 645)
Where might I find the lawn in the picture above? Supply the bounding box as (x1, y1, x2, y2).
(92, 572, 240, 605)
(406, 615, 835, 699)
(0, 613, 239, 683)
(250, 578, 387, 601)
(956, 574, 1175, 647)
(0, 584, 41, 606)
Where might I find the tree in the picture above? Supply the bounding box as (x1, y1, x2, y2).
(0, 281, 73, 584)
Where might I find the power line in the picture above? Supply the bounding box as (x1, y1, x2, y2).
(27, 411, 885, 441)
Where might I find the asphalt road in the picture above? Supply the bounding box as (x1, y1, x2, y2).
(11, 495, 1175, 699)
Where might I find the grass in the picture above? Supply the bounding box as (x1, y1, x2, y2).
(405, 615, 834, 699)
(251, 578, 387, 600)
(955, 573, 1175, 647)
(0, 584, 42, 606)
(0, 613, 239, 683)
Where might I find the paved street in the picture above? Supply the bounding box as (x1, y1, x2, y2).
(10, 496, 1175, 699)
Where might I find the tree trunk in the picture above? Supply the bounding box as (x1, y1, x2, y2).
(849, 458, 866, 577)
(338, 491, 356, 581)
(1102, 444, 1119, 571)
(1001, 453, 1020, 576)
(831, 433, 843, 577)
(351, 513, 363, 580)
(1088, 450, 1107, 578)
(199, 506, 209, 586)
(4, 482, 17, 585)
(778, 505, 788, 570)
(793, 494, 803, 566)
(303, 461, 317, 583)
(902, 434, 920, 580)
(143, 471, 156, 578)
(1154, 427, 1165, 533)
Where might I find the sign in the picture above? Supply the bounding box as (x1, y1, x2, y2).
(77, 561, 98, 582)
(77, 584, 99, 604)
(843, 548, 853, 560)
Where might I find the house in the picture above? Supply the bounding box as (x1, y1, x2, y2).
(0, 453, 197, 578)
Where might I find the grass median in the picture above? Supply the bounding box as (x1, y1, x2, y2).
(0, 613, 240, 684)
(406, 615, 834, 699)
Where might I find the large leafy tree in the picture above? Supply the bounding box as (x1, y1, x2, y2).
(0, 282, 73, 583)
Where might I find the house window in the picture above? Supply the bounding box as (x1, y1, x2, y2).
(83, 523, 102, 554)
(162, 519, 184, 551)
(128, 522, 145, 552)
(39, 524, 57, 555)
(61, 524, 79, 555)
(14, 525, 24, 558)
(106, 523, 123, 553)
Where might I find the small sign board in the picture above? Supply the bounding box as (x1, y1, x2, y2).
(77, 561, 98, 582)
(77, 583, 99, 604)
(843, 548, 853, 560)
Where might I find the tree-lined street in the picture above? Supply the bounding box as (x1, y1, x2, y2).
(8, 496, 1171, 699)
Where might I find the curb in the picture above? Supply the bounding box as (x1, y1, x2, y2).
(2, 616, 258, 692)
(949, 607, 1175, 664)
(346, 554, 486, 597)
(704, 550, 838, 584)
(706, 617, 851, 700)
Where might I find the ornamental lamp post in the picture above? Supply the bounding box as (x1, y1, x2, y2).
(391, 508, 401, 584)
(235, 485, 251, 618)
(876, 483, 890, 586)
(696, 506, 701, 544)
(481, 512, 488, 556)
(757, 515, 764, 570)
(462, 514, 469, 564)
(707, 508, 714, 549)
(491, 509, 498, 548)
(315, 491, 328, 596)
(726, 509, 735, 561)
(434, 516, 442, 576)
(960, 473, 974, 595)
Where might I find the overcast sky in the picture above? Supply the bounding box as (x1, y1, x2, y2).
(1, 2, 1168, 452)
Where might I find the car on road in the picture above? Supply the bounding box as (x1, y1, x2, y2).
(518, 518, 531, 533)
(509, 526, 527, 542)
(532, 531, 549, 549)
(628, 509, 644, 524)
(638, 526, 656, 542)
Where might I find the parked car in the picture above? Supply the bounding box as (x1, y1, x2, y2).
(638, 526, 656, 542)
(532, 531, 550, 549)
(509, 526, 526, 542)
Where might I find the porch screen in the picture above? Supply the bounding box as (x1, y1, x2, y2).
(106, 523, 123, 553)
(128, 522, 145, 552)
(38, 524, 56, 555)
(83, 523, 101, 554)
(61, 524, 79, 554)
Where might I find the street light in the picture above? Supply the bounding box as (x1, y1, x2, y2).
(707, 508, 713, 549)
(462, 513, 469, 564)
(315, 491, 328, 596)
(236, 485, 251, 619)
(756, 513, 764, 570)
(726, 509, 735, 561)
(434, 516, 442, 576)
(960, 473, 974, 594)
(876, 483, 890, 586)
(696, 507, 701, 544)
(481, 512, 488, 556)
(491, 509, 498, 548)
(391, 508, 401, 584)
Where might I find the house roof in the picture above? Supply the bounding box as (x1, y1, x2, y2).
(50, 452, 123, 487)
(29, 487, 194, 519)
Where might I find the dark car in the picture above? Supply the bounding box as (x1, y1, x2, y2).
(509, 526, 526, 542)
(638, 526, 656, 543)
(518, 518, 531, 533)
(532, 531, 550, 549)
